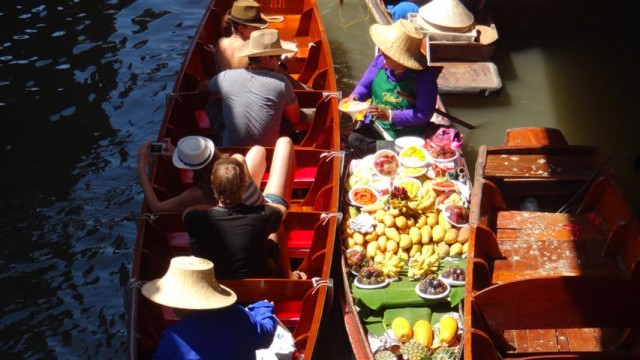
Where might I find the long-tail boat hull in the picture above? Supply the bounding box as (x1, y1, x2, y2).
(126, 0, 343, 359)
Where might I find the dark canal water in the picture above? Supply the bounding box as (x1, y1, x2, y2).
(1, 0, 637, 358)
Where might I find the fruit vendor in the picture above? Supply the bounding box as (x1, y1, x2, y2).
(340, 19, 440, 158)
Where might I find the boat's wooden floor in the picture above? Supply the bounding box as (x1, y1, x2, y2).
(491, 210, 621, 283)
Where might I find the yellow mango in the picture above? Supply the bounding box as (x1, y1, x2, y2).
(383, 214, 395, 228)
(385, 227, 400, 242)
(377, 235, 388, 250)
(406, 216, 415, 228)
(375, 222, 386, 236)
(438, 316, 458, 345)
(426, 212, 438, 227)
(365, 230, 378, 242)
(409, 226, 421, 244)
(395, 215, 408, 229)
(345, 237, 355, 249)
(352, 244, 364, 252)
(386, 240, 399, 253)
(462, 242, 469, 254)
(353, 232, 365, 245)
(438, 211, 452, 230)
(416, 214, 428, 228)
(449, 242, 463, 257)
(420, 225, 432, 244)
(444, 228, 459, 245)
(432, 225, 445, 243)
(387, 208, 401, 217)
(412, 320, 433, 348)
(374, 209, 386, 222)
(399, 234, 413, 250)
(457, 225, 470, 243)
(366, 241, 380, 258)
(391, 317, 412, 343)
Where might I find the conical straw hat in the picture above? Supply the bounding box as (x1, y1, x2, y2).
(419, 0, 475, 30)
(369, 19, 427, 70)
(141, 256, 237, 310)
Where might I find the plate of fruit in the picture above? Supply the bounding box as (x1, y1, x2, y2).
(346, 249, 372, 275)
(444, 204, 469, 226)
(372, 150, 400, 177)
(428, 146, 458, 163)
(440, 265, 466, 286)
(415, 274, 450, 299)
(354, 266, 390, 289)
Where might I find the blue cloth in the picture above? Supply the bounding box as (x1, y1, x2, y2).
(389, 2, 419, 21)
(153, 301, 277, 360)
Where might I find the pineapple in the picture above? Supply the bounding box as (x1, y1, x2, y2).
(400, 339, 429, 360)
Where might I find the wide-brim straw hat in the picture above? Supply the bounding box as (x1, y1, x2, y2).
(236, 29, 297, 57)
(227, 0, 268, 29)
(172, 136, 215, 170)
(369, 19, 427, 70)
(141, 256, 237, 310)
(418, 0, 475, 32)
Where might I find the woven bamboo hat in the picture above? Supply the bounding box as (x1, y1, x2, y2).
(369, 19, 427, 70)
(417, 0, 475, 32)
(228, 0, 268, 29)
(141, 256, 237, 310)
(236, 29, 297, 57)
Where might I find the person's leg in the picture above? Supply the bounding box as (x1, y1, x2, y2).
(263, 137, 294, 203)
(244, 145, 267, 185)
(263, 137, 296, 278)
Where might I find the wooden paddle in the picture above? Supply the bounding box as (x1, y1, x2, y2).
(393, 90, 477, 130)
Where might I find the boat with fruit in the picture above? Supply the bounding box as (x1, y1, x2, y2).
(364, 0, 502, 96)
(340, 126, 472, 359)
(126, 0, 343, 359)
(464, 127, 640, 359)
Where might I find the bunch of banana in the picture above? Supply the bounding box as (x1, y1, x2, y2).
(415, 186, 436, 211)
(407, 245, 440, 279)
(374, 251, 405, 278)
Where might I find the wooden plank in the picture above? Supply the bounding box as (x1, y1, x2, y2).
(496, 211, 605, 240)
(485, 154, 597, 180)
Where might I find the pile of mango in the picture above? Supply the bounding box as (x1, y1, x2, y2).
(343, 178, 470, 277)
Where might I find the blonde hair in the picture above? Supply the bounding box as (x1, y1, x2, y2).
(211, 155, 246, 205)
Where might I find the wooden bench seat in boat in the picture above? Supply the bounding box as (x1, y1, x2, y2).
(468, 275, 640, 359)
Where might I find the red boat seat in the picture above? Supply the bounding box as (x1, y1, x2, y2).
(167, 232, 190, 255)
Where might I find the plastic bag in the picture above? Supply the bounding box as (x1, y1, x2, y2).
(256, 320, 295, 360)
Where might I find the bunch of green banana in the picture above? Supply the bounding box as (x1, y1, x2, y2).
(374, 252, 405, 278)
(407, 245, 440, 279)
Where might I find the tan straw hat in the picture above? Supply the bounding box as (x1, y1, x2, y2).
(141, 256, 237, 310)
(418, 0, 475, 32)
(172, 136, 215, 170)
(236, 29, 297, 57)
(228, 0, 268, 29)
(369, 19, 427, 70)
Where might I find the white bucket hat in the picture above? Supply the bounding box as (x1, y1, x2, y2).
(141, 256, 237, 310)
(235, 29, 297, 58)
(172, 136, 215, 170)
(418, 0, 475, 31)
(369, 19, 427, 70)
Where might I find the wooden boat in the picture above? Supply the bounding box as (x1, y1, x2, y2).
(339, 123, 472, 359)
(464, 127, 640, 359)
(364, 0, 502, 96)
(126, 0, 343, 359)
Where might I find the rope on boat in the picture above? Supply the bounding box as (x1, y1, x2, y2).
(139, 213, 159, 223)
(311, 277, 333, 294)
(320, 212, 343, 225)
(320, 151, 342, 161)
